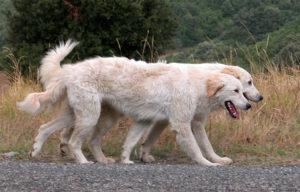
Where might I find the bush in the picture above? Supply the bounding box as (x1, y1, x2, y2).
(2, 0, 177, 75)
(0, 0, 13, 48)
(166, 40, 233, 64)
(253, 17, 300, 66)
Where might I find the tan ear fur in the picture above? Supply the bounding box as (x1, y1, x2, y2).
(221, 67, 240, 80)
(206, 74, 224, 97)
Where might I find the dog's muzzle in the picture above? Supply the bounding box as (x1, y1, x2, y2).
(257, 95, 263, 101)
(245, 103, 251, 110)
(243, 92, 263, 102)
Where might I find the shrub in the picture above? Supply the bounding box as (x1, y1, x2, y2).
(2, 0, 177, 75)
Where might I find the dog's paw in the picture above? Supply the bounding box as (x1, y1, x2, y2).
(105, 157, 116, 164)
(30, 143, 41, 158)
(215, 157, 233, 165)
(29, 150, 36, 158)
(201, 162, 222, 166)
(205, 163, 222, 167)
(80, 160, 94, 164)
(59, 143, 69, 157)
(121, 159, 134, 164)
(141, 154, 155, 163)
(98, 157, 115, 164)
(87, 161, 95, 164)
(211, 162, 222, 166)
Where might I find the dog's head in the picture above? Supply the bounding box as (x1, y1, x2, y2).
(206, 73, 251, 119)
(221, 66, 263, 102)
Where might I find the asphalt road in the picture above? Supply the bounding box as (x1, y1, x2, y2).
(0, 161, 299, 192)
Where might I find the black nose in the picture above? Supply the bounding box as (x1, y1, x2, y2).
(246, 103, 251, 110)
(258, 95, 263, 101)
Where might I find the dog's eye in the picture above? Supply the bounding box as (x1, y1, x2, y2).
(248, 80, 252, 85)
(234, 89, 239, 93)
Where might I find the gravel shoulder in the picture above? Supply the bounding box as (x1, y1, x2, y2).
(0, 161, 299, 192)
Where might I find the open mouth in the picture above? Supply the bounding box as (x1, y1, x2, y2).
(225, 101, 239, 119)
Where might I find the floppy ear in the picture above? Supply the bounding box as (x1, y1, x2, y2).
(221, 67, 240, 80)
(206, 75, 224, 97)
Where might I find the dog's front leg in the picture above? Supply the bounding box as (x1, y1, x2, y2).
(172, 122, 220, 166)
(191, 117, 233, 165)
(89, 128, 115, 164)
(139, 120, 169, 163)
(121, 120, 153, 164)
(88, 107, 123, 164)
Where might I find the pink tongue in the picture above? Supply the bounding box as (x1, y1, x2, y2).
(228, 102, 239, 119)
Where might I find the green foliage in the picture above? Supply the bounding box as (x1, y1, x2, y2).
(170, 0, 228, 47)
(2, 0, 177, 74)
(0, 0, 13, 47)
(1, 0, 299, 69)
(171, 0, 299, 47)
(167, 0, 300, 66)
(167, 40, 230, 63)
(255, 17, 300, 65)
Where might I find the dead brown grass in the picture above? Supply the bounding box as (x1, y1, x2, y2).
(207, 66, 300, 164)
(0, 64, 299, 164)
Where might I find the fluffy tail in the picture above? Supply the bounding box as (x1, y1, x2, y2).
(39, 39, 78, 88)
(16, 79, 66, 115)
(17, 40, 78, 115)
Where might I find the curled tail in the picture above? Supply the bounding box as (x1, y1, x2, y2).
(39, 39, 78, 88)
(17, 78, 65, 115)
(17, 40, 78, 115)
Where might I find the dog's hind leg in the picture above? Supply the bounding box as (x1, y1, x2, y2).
(191, 117, 233, 165)
(121, 120, 153, 164)
(139, 120, 168, 163)
(68, 93, 101, 164)
(89, 105, 123, 164)
(59, 126, 74, 156)
(30, 104, 74, 157)
(171, 121, 220, 166)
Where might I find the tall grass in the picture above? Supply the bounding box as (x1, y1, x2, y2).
(208, 65, 300, 163)
(0, 50, 56, 158)
(0, 52, 299, 164)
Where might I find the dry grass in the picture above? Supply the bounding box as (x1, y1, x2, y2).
(145, 65, 300, 164)
(207, 66, 300, 164)
(0, 62, 299, 164)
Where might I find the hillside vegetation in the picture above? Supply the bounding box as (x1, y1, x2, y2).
(0, 0, 176, 74)
(0, 0, 12, 47)
(167, 0, 300, 66)
(0, 0, 300, 71)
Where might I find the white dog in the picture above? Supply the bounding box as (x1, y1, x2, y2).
(137, 62, 263, 164)
(18, 41, 254, 165)
(57, 62, 262, 165)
